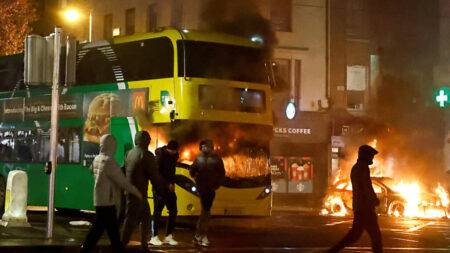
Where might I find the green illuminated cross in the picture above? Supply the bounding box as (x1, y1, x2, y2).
(436, 90, 448, 107)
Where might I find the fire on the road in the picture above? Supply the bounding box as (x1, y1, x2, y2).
(389, 182, 449, 218)
(322, 140, 449, 219)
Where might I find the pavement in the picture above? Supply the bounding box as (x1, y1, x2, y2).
(0, 206, 449, 253)
(0, 207, 322, 253)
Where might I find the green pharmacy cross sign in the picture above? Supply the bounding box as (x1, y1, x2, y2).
(436, 87, 450, 108)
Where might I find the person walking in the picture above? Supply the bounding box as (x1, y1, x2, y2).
(122, 131, 166, 251)
(149, 140, 180, 246)
(81, 134, 142, 253)
(328, 145, 383, 253)
(189, 139, 226, 247)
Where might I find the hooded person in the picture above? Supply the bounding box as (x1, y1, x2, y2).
(328, 145, 383, 253)
(122, 131, 167, 251)
(150, 140, 180, 246)
(189, 139, 225, 247)
(81, 134, 142, 253)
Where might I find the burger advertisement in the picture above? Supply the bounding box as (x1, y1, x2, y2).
(82, 89, 148, 164)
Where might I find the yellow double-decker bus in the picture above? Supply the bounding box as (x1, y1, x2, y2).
(0, 28, 272, 216)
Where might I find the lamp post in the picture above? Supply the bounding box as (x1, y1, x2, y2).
(62, 7, 92, 42)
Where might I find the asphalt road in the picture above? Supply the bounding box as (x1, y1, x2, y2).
(0, 210, 449, 252)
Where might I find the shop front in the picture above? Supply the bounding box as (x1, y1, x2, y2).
(270, 112, 330, 205)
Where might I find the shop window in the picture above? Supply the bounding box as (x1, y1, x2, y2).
(269, 0, 292, 32)
(288, 157, 313, 193)
(270, 156, 288, 193)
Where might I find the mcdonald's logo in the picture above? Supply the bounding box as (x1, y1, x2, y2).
(132, 91, 146, 111)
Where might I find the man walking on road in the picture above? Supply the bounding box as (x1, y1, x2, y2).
(149, 140, 180, 246)
(189, 139, 225, 247)
(81, 134, 142, 253)
(328, 144, 383, 253)
(122, 131, 166, 251)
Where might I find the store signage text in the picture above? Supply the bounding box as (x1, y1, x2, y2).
(274, 127, 312, 135)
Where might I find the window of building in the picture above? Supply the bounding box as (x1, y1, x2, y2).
(103, 14, 113, 40)
(147, 4, 158, 32)
(269, 0, 292, 32)
(171, 0, 183, 28)
(273, 58, 301, 101)
(273, 59, 291, 91)
(346, 65, 366, 110)
(125, 8, 135, 35)
(346, 0, 367, 37)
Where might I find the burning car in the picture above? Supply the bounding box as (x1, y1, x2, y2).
(322, 177, 449, 218)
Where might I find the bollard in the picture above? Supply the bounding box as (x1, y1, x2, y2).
(1, 170, 30, 227)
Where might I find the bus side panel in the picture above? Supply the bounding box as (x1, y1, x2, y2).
(110, 117, 135, 167)
(55, 164, 94, 210)
(26, 163, 49, 206)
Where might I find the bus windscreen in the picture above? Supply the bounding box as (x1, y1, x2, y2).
(178, 40, 267, 83)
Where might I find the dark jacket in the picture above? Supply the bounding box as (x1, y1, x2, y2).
(155, 146, 178, 185)
(189, 152, 226, 193)
(350, 158, 379, 212)
(124, 132, 166, 198)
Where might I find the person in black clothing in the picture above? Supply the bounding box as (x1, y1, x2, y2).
(189, 139, 225, 247)
(328, 145, 383, 253)
(121, 131, 166, 251)
(149, 140, 179, 246)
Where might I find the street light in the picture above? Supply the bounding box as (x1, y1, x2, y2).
(62, 7, 92, 42)
(63, 8, 81, 22)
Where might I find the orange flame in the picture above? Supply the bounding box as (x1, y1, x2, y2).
(323, 140, 449, 219)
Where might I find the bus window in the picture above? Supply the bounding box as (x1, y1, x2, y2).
(199, 85, 266, 113)
(76, 48, 116, 85)
(57, 128, 81, 164)
(114, 37, 174, 80)
(0, 129, 35, 162)
(0, 127, 81, 164)
(178, 40, 267, 83)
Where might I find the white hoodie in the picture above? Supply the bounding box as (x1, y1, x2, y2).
(92, 134, 140, 206)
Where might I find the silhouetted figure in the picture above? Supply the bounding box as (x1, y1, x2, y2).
(122, 131, 166, 251)
(80, 134, 142, 253)
(189, 139, 225, 247)
(150, 140, 180, 246)
(328, 145, 383, 253)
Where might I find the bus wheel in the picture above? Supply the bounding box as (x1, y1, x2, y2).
(0, 177, 5, 216)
